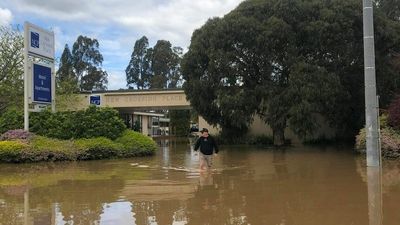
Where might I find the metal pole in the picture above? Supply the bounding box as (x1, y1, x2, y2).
(51, 29, 56, 113)
(23, 22, 29, 131)
(363, 0, 380, 167)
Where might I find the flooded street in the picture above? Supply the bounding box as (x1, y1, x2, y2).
(0, 138, 399, 225)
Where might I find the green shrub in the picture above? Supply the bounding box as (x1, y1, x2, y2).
(380, 128, 400, 158)
(354, 114, 395, 153)
(1, 136, 77, 163)
(355, 115, 393, 152)
(30, 105, 126, 140)
(355, 127, 400, 158)
(0, 130, 157, 163)
(71, 106, 126, 140)
(0, 136, 122, 163)
(0, 108, 23, 134)
(355, 128, 367, 152)
(380, 113, 389, 129)
(0, 141, 29, 162)
(116, 130, 157, 156)
(75, 137, 123, 160)
(30, 110, 76, 139)
(29, 136, 77, 161)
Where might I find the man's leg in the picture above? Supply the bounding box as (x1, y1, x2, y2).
(199, 153, 207, 171)
(204, 155, 213, 170)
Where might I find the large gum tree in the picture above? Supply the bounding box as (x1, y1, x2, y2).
(182, 0, 400, 145)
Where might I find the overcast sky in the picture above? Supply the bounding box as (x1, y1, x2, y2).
(0, 0, 243, 89)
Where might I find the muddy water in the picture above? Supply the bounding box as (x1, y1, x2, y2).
(0, 138, 399, 225)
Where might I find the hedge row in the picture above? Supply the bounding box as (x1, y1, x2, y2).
(0, 106, 126, 140)
(0, 130, 157, 163)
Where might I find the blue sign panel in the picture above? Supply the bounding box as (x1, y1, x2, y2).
(33, 64, 52, 103)
(90, 95, 101, 106)
(31, 31, 39, 48)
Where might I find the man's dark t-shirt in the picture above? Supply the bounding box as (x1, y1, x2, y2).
(194, 136, 219, 155)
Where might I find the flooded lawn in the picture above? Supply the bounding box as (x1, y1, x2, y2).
(0, 138, 399, 225)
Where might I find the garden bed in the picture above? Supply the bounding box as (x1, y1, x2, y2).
(0, 130, 157, 163)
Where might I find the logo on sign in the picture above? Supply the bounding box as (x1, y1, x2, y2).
(90, 95, 101, 106)
(31, 32, 39, 48)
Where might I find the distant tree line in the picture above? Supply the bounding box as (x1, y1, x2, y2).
(57, 35, 183, 93)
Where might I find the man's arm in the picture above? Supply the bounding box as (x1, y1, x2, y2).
(213, 137, 219, 154)
(194, 137, 201, 151)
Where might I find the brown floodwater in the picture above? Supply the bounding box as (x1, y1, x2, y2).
(0, 138, 399, 225)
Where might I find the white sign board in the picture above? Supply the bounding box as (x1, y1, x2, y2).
(24, 21, 56, 131)
(25, 22, 55, 59)
(28, 103, 49, 112)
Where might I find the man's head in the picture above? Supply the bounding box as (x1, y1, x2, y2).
(200, 128, 209, 137)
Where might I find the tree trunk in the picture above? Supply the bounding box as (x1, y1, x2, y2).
(273, 128, 285, 146)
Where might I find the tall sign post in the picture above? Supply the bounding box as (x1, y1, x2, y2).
(24, 22, 55, 131)
(363, 0, 380, 167)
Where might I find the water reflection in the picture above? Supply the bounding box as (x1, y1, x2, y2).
(199, 172, 214, 187)
(367, 166, 383, 225)
(273, 150, 289, 180)
(355, 157, 400, 225)
(0, 141, 400, 224)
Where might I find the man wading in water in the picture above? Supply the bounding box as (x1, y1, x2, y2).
(194, 128, 219, 171)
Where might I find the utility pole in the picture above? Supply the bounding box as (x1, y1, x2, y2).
(363, 0, 380, 167)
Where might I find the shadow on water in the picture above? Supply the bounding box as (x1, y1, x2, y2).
(0, 138, 399, 224)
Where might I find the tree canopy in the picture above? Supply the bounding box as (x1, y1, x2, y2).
(57, 36, 108, 92)
(57, 44, 77, 94)
(125, 37, 183, 89)
(0, 26, 23, 113)
(71, 35, 108, 91)
(182, 0, 400, 144)
(125, 36, 151, 89)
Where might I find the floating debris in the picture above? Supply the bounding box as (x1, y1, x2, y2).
(137, 165, 150, 168)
